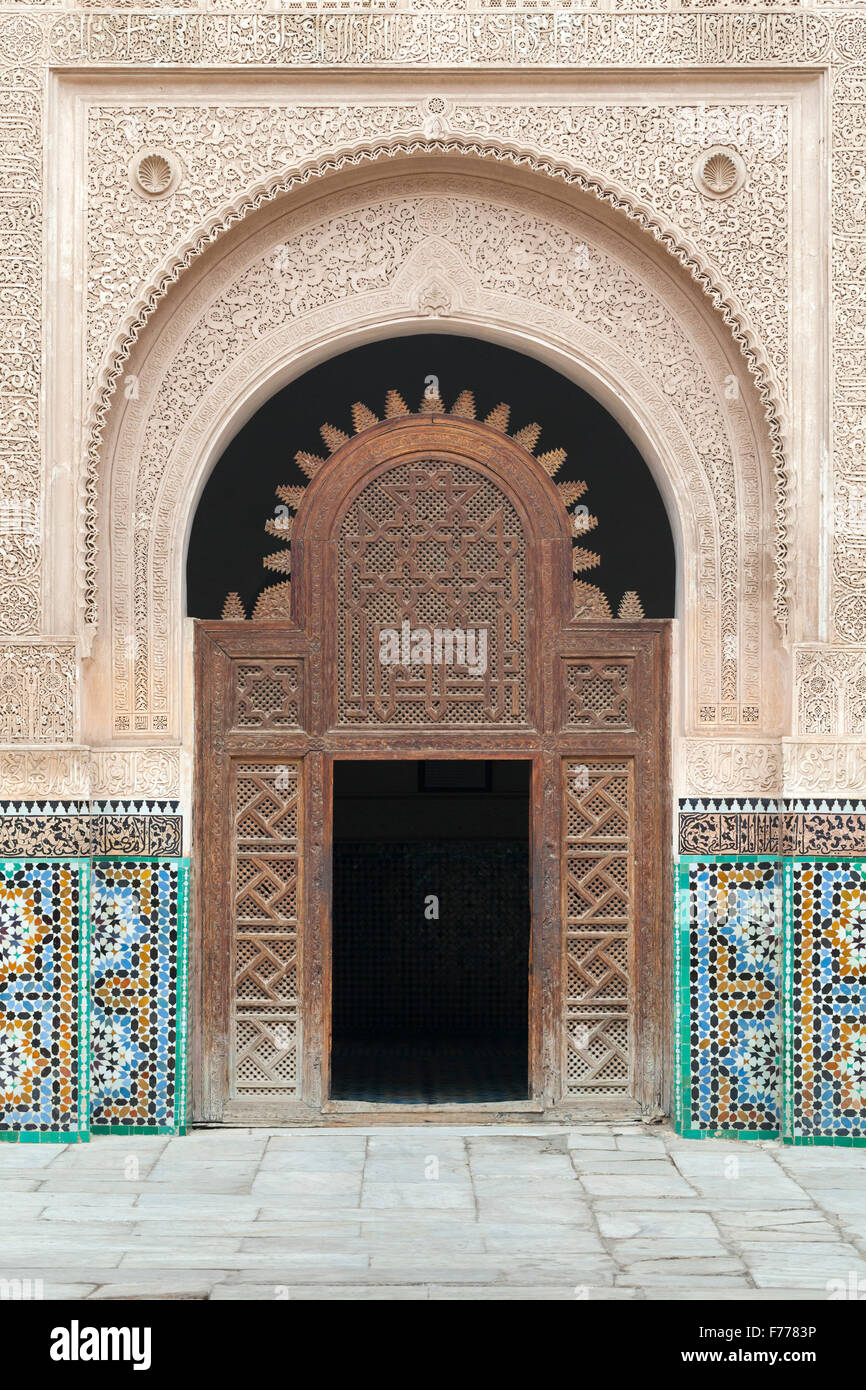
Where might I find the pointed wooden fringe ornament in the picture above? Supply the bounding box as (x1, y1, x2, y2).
(221, 591, 246, 620)
(572, 546, 601, 574)
(573, 581, 612, 620)
(263, 550, 292, 575)
(352, 402, 379, 433)
(295, 451, 325, 479)
(512, 422, 541, 452)
(252, 581, 292, 620)
(320, 423, 350, 454)
(265, 516, 293, 541)
(277, 484, 306, 510)
(557, 481, 587, 507)
(484, 403, 510, 433)
(537, 448, 566, 478)
(450, 390, 476, 419)
(617, 590, 645, 621)
(384, 389, 410, 418)
(420, 388, 444, 413)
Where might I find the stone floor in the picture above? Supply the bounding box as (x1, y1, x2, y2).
(3, 1122, 866, 1300)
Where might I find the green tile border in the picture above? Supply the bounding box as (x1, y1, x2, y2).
(89, 857, 190, 1138)
(0, 858, 90, 1145)
(782, 857, 794, 1144)
(781, 855, 866, 1148)
(176, 860, 189, 1137)
(674, 855, 781, 1142)
(677, 853, 866, 1146)
(4, 843, 866, 1147)
(673, 867, 683, 1133)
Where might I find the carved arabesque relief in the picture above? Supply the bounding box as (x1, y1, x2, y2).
(83, 123, 791, 638)
(0, 644, 76, 744)
(0, 66, 42, 638)
(85, 101, 790, 396)
(103, 172, 771, 742)
(796, 646, 866, 736)
(0, 5, 862, 798)
(0, 747, 182, 801)
(832, 63, 866, 644)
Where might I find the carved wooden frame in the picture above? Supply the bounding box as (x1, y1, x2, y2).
(194, 415, 671, 1122)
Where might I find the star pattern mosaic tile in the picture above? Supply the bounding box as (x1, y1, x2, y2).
(90, 859, 188, 1134)
(785, 860, 866, 1143)
(0, 860, 89, 1141)
(680, 859, 781, 1136)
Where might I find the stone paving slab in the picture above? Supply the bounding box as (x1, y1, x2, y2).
(4, 1122, 866, 1299)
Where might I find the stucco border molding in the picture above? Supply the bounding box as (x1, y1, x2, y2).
(684, 737, 866, 797)
(0, 746, 183, 801)
(83, 136, 792, 639)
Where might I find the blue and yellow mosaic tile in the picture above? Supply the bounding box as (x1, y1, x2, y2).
(0, 860, 89, 1142)
(678, 858, 781, 1138)
(90, 859, 189, 1135)
(784, 859, 866, 1145)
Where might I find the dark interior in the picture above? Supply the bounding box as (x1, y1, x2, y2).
(330, 759, 531, 1103)
(187, 333, 675, 621)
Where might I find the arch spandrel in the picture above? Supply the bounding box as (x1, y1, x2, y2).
(92, 163, 783, 750)
(85, 140, 790, 637)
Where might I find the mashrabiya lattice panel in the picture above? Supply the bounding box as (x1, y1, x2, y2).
(337, 459, 526, 726)
(233, 761, 301, 1097)
(0, 861, 89, 1142)
(563, 659, 634, 730)
(233, 660, 303, 731)
(562, 760, 631, 1097)
(683, 860, 781, 1136)
(89, 859, 188, 1134)
(785, 861, 866, 1144)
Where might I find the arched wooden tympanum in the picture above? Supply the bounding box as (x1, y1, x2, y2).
(195, 401, 671, 1124)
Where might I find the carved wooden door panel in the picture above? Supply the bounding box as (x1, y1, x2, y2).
(195, 398, 671, 1122)
(336, 459, 527, 725)
(232, 760, 301, 1098)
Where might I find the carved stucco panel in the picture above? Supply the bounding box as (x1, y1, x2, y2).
(0, 643, 76, 744)
(831, 61, 866, 643)
(41, 10, 834, 70)
(85, 99, 790, 397)
(102, 172, 772, 740)
(782, 741, 866, 797)
(0, 746, 182, 800)
(795, 645, 866, 736)
(683, 739, 782, 796)
(684, 736, 866, 797)
(80, 134, 791, 638)
(0, 65, 42, 637)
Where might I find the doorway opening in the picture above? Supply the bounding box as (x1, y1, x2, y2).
(330, 760, 531, 1103)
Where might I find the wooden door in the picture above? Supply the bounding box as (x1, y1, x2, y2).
(194, 407, 671, 1123)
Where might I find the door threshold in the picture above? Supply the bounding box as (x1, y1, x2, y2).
(207, 1095, 643, 1126)
(323, 1099, 543, 1115)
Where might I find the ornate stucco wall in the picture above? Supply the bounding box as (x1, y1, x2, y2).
(0, 0, 863, 1139)
(0, 0, 863, 805)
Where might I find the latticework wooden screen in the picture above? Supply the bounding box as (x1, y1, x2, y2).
(563, 659, 635, 729)
(563, 759, 632, 1096)
(232, 760, 301, 1096)
(233, 660, 303, 729)
(337, 460, 526, 725)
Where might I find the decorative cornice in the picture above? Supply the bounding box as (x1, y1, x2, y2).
(33, 10, 835, 71)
